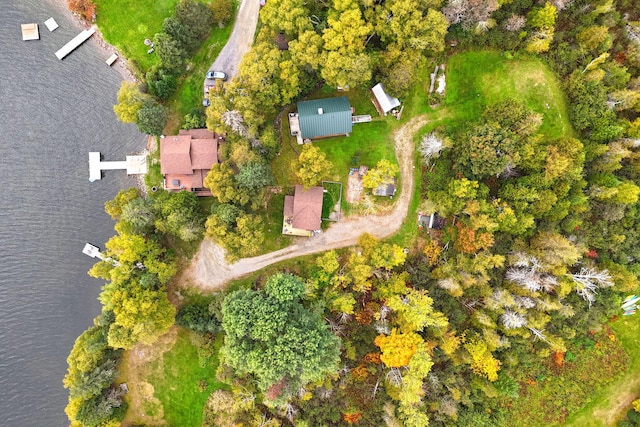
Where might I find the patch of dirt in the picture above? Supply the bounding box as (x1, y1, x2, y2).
(182, 116, 429, 292)
(121, 327, 179, 426)
(346, 173, 364, 203)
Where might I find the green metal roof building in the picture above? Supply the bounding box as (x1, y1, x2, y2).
(297, 97, 353, 140)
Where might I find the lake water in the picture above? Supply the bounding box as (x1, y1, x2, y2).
(0, 1, 147, 425)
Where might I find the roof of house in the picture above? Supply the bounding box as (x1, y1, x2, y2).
(297, 97, 352, 139)
(373, 182, 396, 197)
(160, 129, 218, 191)
(372, 83, 401, 114)
(286, 185, 324, 231)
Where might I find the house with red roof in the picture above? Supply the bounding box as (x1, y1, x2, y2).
(160, 129, 220, 196)
(282, 185, 324, 236)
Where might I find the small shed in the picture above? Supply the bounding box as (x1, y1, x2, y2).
(373, 182, 396, 197)
(371, 83, 400, 115)
(418, 213, 445, 229)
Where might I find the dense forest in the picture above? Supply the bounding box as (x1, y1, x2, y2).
(63, 0, 640, 425)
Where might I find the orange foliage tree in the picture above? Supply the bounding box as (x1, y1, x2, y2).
(343, 411, 362, 424)
(67, 0, 96, 22)
(454, 222, 494, 253)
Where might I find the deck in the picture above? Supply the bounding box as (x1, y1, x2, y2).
(288, 113, 304, 145)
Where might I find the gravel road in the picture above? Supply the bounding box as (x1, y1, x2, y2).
(182, 116, 429, 291)
(207, 0, 260, 79)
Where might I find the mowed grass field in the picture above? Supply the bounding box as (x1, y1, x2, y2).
(95, 0, 177, 73)
(95, 0, 234, 131)
(443, 50, 574, 139)
(121, 327, 227, 427)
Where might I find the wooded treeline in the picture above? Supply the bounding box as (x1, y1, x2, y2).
(63, 0, 640, 425)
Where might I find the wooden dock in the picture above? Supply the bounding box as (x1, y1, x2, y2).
(89, 151, 147, 182)
(55, 26, 96, 59)
(21, 23, 39, 41)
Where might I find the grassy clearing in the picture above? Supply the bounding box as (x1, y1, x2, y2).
(443, 50, 574, 139)
(95, 0, 235, 131)
(261, 191, 292, 253)
(95, 0, 177, 73)
(123, 327, 227, 427)
(497, 329, 629, 427)
(563, 313, 640, 427)
(321, 181, 342, 219)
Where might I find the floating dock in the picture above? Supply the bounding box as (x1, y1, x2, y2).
(105, 53, 118, 66)
(55, 26, 96, 59)
(89, 152, 147, 182)
(44, 18, 58, 32)
(82, 243, 120, 266)
(21, 23, 39, 41)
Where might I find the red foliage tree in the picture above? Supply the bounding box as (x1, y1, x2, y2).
(67, 0, 96, 22)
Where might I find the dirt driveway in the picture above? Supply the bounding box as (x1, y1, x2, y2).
(206, 0, 260, 79)
(181, 116, 428, 291)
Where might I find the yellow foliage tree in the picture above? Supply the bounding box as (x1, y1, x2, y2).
(374, 329, 422, 367)
(464, 338, 501, 381)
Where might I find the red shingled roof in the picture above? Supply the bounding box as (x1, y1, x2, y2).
(289, 185, 323, 231)
(160, 129, 218, 193)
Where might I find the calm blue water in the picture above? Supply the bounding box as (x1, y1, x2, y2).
(0, 1, 146, 425)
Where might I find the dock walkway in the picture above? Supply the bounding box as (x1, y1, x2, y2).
(82, 243, 120, 266)
(55, 27, 95, 59)
(89, 152, 147, 182)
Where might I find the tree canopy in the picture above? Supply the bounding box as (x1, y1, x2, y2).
(221, 273, 341, 404)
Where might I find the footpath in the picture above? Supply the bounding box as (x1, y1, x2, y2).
(183, 116, 428, 290)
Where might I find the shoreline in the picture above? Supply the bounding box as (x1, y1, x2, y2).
(46, 0, 138, 82)
(47, 0, 152, 196)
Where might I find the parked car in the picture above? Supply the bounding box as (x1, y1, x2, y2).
(206, 70, 227, 80)
(202, 98, 210, 107)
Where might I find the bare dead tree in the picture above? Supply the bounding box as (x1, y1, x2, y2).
(549, 0, 573, 10)
(529, 327, 548, 342)
(375, 320, 391, 335)
(514, 296, 536, 309)
(386, 368, 404, 387)
(280, 403, 298, 423)
(221, 110, 249, 137)
(505, 14, 526, 32)
(506, 253, 557, 293)
(500, 310, 527, 329)
(418, 133, 445, 165)
(571, 267, 614, 307)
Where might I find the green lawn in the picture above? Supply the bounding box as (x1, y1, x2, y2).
(322, 181, 342, 219)
(262, 192, 292, 252)
(144, 328, 226, 427)
(95, 0, 235, 131)
(443, 50, 574, 139)
(95, 0, 177, 73)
